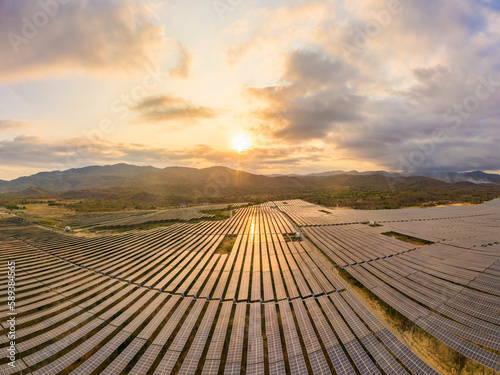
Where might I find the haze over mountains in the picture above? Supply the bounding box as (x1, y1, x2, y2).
(303, 170, 500, 185)
(1, 163, 499, 211)
(0, 163, 498, 195)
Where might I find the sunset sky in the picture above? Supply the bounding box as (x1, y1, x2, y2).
(1, 0, 499, 180)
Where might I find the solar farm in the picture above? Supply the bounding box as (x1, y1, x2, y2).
(1, 200, 499, 374)
(67, 203, 249, 230)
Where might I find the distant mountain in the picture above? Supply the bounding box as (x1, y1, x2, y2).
(271, 169, 500, 184)
(0, 164, 311, 195)
(2, 164, 500, 211)
(268, 170, 363, 177)
(419, 171, 500, 185)
(0, 163, 487, 196)
(0, 164, 159, 192)
(306, 170, 398, 177)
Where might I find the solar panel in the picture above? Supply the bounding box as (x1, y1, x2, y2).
(3, 198, 499, 374)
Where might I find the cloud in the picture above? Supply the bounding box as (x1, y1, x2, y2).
(133, 95, 217, 123)
(248, 49, 366, 141)
(238, 0, 500, 171)
(169, 44, 193, 79)
(0, 135, 70, 165)
(0, 0, 168, 82)
(223, 1, 335, 65)
(0, 119, 28, 131)
(1, 129, 498, 180)
(0, 135, 331, 179)
(2, 0, 500, 175)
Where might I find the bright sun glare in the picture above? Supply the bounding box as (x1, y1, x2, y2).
(232, 134, 251, 152)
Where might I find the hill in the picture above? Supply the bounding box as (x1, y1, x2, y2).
(304, 169, 500, 185)
(0, 164, 158, 192)
(0, 164, 470, 194)
(1, 164, 500, 211)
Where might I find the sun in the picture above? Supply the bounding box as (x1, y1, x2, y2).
(231, 134, 252, 152)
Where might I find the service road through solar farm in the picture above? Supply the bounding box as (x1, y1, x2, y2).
(1, 200, 499, 374)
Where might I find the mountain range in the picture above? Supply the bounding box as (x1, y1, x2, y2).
(1, 164, 499, 210)
(1, 164, 499, 195)
(2, 164, 499, 195)
(276, 169, 500, 185)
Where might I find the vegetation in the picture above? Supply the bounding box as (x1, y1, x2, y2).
(2, 169, 500, 216)
(382, 232, 434, 246)
(5, 204, 22, 210)
(2, 166, 500, 213)
(215, 234, 237, 255)
(94, 221, 179, 234)
(200, 208, 232, 221)
(2, 186, 499, 216)
(297, 187, 500, 210)
(64, 199, 135, 212)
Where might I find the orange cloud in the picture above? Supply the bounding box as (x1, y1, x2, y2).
(0, 0, 168, 83)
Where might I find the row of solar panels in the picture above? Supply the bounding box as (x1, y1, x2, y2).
(0, 206, 441, 374)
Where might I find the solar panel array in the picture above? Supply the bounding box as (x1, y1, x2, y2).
(69, 203, 249, 229)
(280, 199, 500, 373)
(1, 199, 482, 374)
